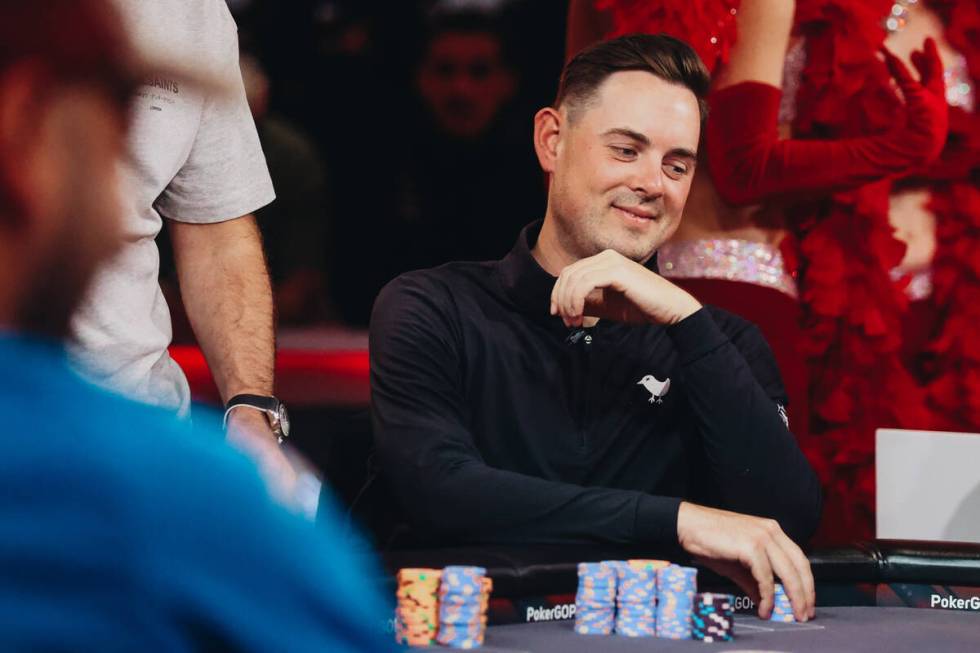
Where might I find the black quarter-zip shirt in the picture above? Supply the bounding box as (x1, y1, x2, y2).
(370, 222, 821, 547)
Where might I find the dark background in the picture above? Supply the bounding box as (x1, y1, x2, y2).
(162, 0, 570, 331)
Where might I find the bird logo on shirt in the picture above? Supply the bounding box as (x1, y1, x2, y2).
(638, 375, 670, 404)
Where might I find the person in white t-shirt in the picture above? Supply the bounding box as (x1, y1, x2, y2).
(69, 0, 296, 496)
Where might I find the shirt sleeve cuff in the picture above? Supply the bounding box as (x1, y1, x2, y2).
(665, 308, 729, 364)
(633, 494, 682, 545)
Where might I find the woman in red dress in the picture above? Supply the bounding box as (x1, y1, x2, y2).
(567, 0, 977, 544)
(788, 0, 979, 541)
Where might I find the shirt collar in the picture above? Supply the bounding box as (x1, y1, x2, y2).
(496, 220, 660, 324)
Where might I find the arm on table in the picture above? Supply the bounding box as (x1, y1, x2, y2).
(666, 309, 822, 544)
(370, 274, 681, 546)
(669, 310, 820, 621)
(548, 252, 818, 622)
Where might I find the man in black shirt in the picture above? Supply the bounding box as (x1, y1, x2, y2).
(370, 34, 821, 622)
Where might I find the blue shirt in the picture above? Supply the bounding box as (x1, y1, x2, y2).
(0, 335, 395, 651)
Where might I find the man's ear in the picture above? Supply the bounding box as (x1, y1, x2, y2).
(0, 63, 49, 227)
(533, 106, 562, 175)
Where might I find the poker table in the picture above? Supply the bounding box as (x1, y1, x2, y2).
(171, 331, 980, 649)
(471, 607, 978, 652)
(382, 541, 980, 652)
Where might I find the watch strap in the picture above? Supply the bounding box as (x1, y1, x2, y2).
(225, 394, 279, 413)
(223, 394, 287, 442)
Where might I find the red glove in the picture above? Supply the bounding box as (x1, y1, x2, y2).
(707, 38, 949, 206)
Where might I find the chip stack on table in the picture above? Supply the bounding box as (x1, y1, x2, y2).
(614, 563, 657, 637)
(655, 565, 698, 639)
(691, 592, 735, 642)
(395, 568, 441, 647)
(770, 583, 795, 623)
(436, 566, 491, 649)
(626, 559, 670, 573)
(574, 561, 618, 635)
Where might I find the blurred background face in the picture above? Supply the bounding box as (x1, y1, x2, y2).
(548, 71, 701, 263)
(417, 30, 516, 139)
(17, 87, 126, 337)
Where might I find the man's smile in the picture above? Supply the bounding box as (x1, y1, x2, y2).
(612, 203, 658, 225)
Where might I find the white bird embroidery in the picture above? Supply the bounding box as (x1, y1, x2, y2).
(637, 375, 671, 404)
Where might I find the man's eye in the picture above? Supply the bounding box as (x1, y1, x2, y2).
(663, 162, 689, 178)
(611, 146, 637, 158)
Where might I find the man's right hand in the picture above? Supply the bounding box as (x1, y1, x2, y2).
(676, 502, 816, 622)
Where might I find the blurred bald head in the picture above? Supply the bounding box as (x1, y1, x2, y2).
(0, 0, 139, 338)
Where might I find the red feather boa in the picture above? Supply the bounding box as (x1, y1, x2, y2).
(595, 0, 741, 73)
(595, 0, 980, 544)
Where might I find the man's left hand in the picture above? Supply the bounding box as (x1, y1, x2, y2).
(225, 408, 299, 501)
(550, 249, 701, 327)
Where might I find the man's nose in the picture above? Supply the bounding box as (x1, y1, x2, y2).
(631, 157, 665, 197)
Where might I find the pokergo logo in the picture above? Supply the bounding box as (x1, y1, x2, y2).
(733, 595, 756, 612)
(526, 603, 576, 622)
(930, 594, 980, 611)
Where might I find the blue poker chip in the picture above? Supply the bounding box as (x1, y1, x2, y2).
(435, 566, 491, 648)
(612, 562, 657, 637)
(770, 583, 796, 622)
(575, 561, 621, 636)
(654, 565, 698, 639)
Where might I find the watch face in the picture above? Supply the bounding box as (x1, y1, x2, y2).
(277, 402, 291, 438)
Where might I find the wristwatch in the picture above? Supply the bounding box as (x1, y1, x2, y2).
(224, 394, 291, 443)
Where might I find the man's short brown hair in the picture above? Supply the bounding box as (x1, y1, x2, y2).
(557, 34, 710, 124)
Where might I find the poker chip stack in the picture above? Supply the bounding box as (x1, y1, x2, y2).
(626, 559, 670, 573)
(574, 561, 618, 635)
(613, 564, 657, 637)
(691, 593, 735, 642)
(770, 583, 795, 623)
(655, 565, 698, 639)
(436, 566, 491, 649)
(395, 568, 441, 647)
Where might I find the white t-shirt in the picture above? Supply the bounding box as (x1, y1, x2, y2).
(69, 0, 276, 415)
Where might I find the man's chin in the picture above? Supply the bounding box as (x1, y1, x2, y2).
(594, 239, 657, 264)
(597, 221, 661, 262)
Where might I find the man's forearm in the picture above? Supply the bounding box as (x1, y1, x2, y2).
(169, 215, 275, 402)
(381, 444, 681, 546)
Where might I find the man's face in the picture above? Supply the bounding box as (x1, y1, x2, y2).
(18, 88, 125, 337)
(417, 31, 515, 139)
(547, 71, 701, 263)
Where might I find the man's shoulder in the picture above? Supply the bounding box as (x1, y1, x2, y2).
(370, 260, 503, 352)
(376, 261, 498, 311)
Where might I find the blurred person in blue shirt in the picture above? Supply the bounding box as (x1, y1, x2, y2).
(0, 1, 393, 650)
